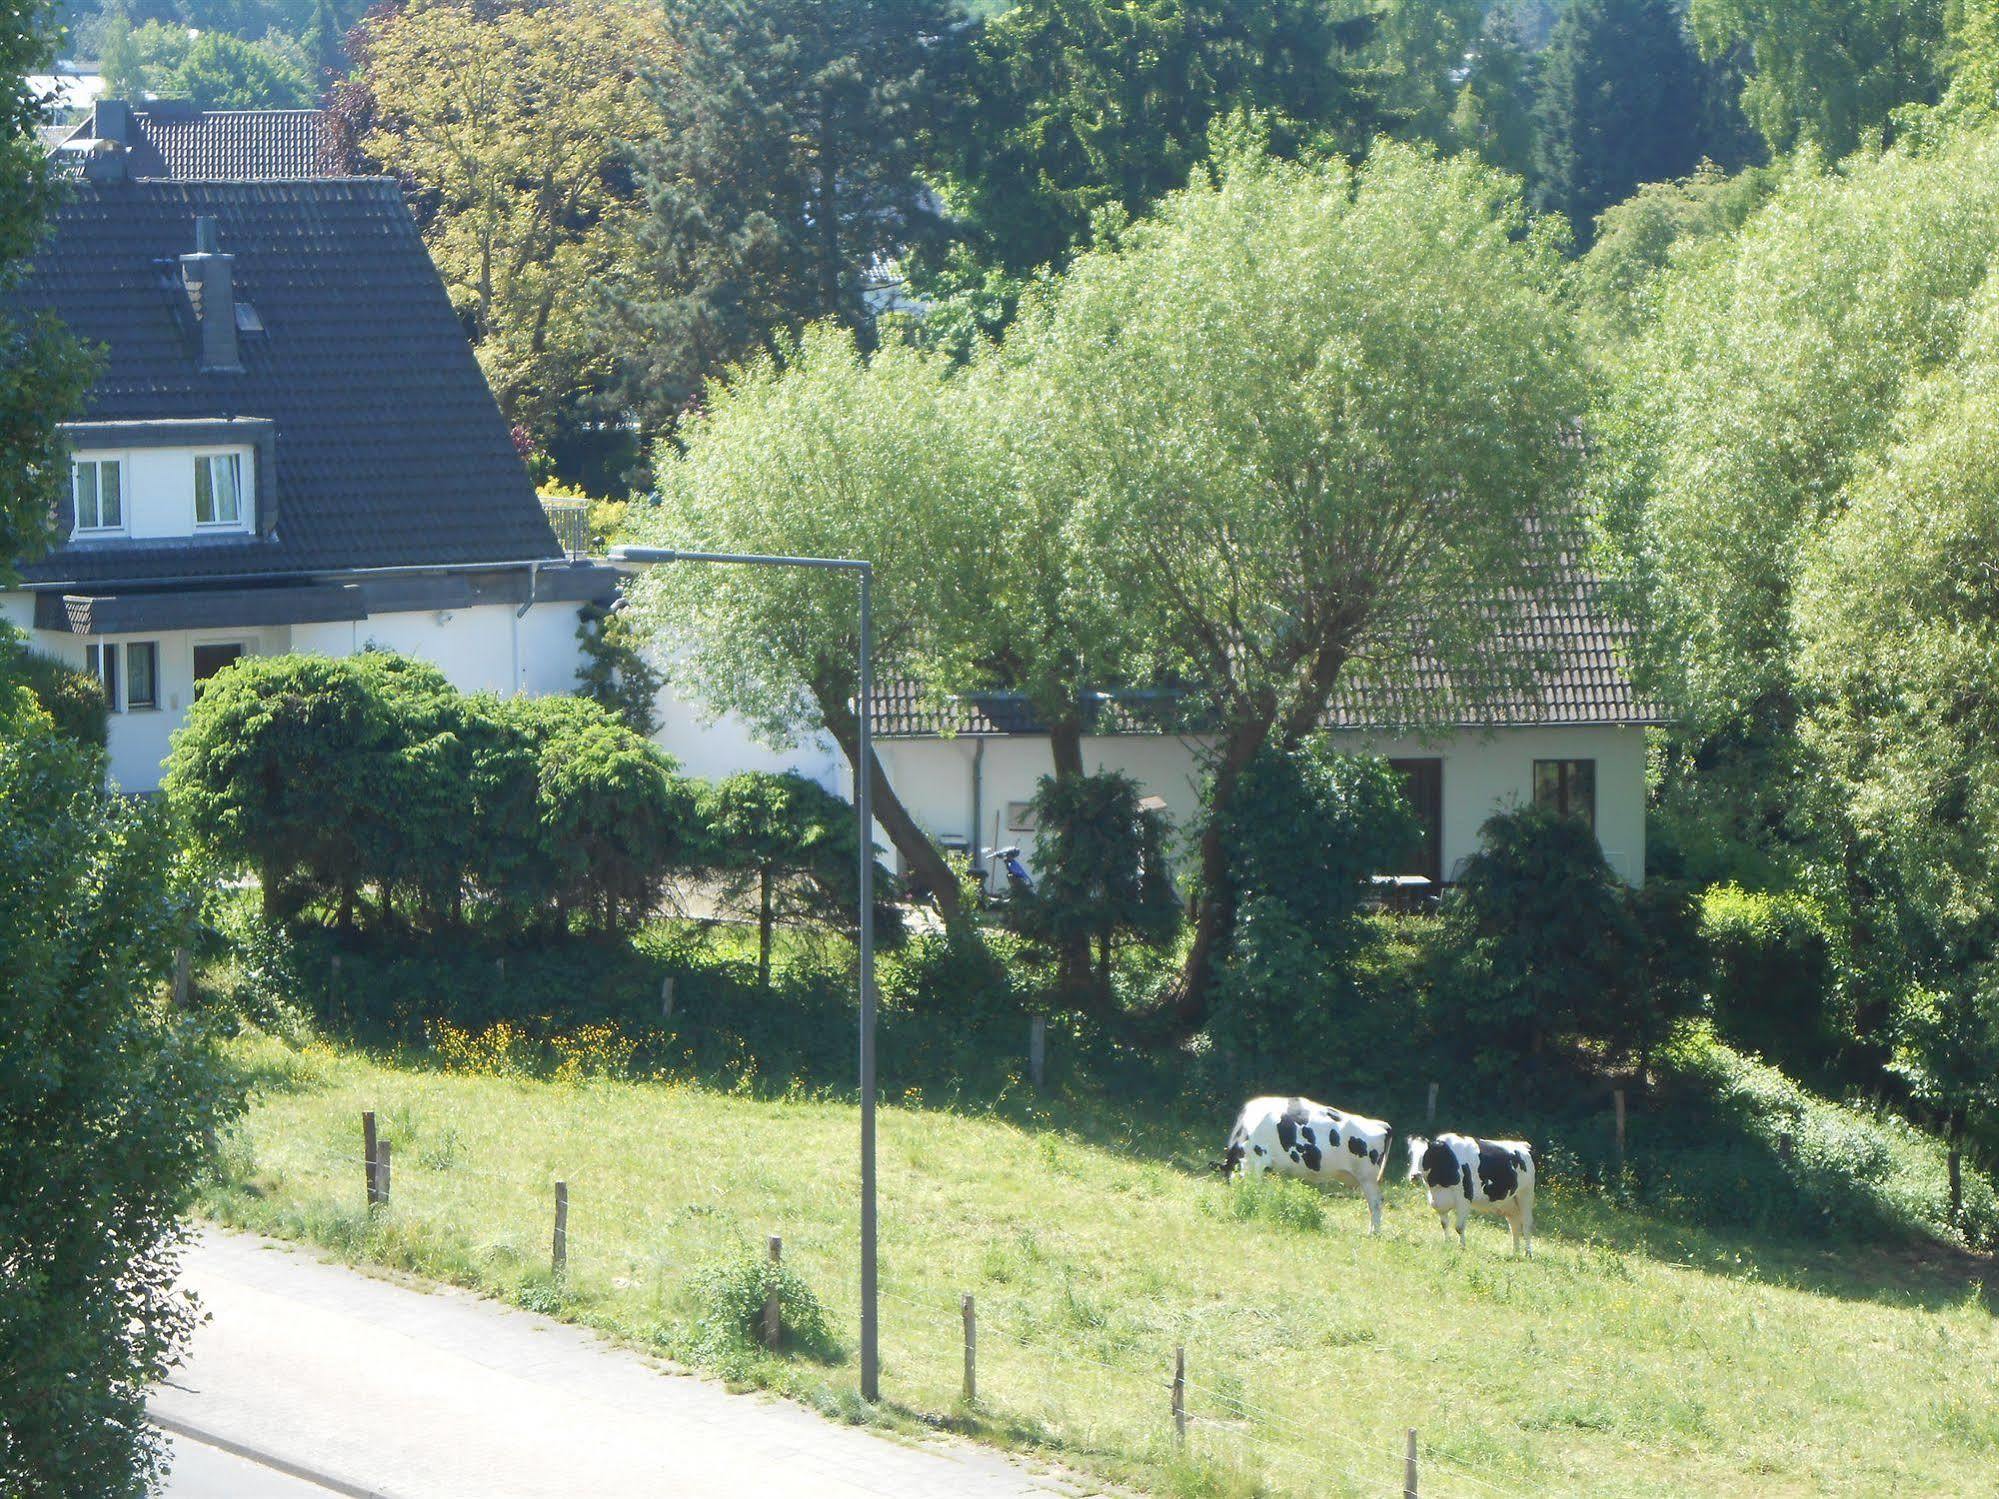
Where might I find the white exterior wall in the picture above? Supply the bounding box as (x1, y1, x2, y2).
(874, 724, 1650, 887)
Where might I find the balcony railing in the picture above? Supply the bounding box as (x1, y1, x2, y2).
(541, 496, 592, 557)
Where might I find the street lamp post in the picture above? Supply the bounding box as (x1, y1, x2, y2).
(610, 545, 880, 1402)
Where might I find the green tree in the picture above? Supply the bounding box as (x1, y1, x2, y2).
(0, 636, 109, 748)
(624, 326, 995, 917)
(1011, 771, 1179, 1012)
(694, 770, 876, 990)
(608, 0, 954, 436)
(1532, 0, 1704, 241)
(1688, 0, 1944, 155)
(98, 11, 148, 100)
(356, 0, 672, 441)
(575, 600, 665, 739)
(1449, 11, 1540, 179)
(1012, 144, 1587, 1034)
(932, 0, 1382, 277)
(0, 721, 242, 1498)
(168, 29, 313, 107)
(1590, 129, 1999, 824)
(1793, 297, 1999, 1218)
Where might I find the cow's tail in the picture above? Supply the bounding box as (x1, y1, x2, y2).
(1380, 1124, 1395, 1181)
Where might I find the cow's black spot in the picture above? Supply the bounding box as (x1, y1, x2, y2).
(1298, 1142, 1321, 1171)
(1512, 1150, 1527, 1171)
(1476, 1142, 1519, 1203)
(1420, 1140, 1459, 1189)
(1368, 1148, 1380, 1165)
(1252, 1145, 1268, 1157)
(1347, 1136, 1367, 1157)
(1276, 1115, 1298, 1154)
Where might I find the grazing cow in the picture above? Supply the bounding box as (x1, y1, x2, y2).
(1406, 1133, 1535, 1257)
(1221, 1096, 1394, 1234)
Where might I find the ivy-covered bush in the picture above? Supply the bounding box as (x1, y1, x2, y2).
(0, 636, 107, 749)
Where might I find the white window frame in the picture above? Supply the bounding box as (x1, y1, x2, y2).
(124, 640, 160, 712)
(85, 640, 163, 713)
(71, 455, 127, 536)
(193, 450, 249, 530)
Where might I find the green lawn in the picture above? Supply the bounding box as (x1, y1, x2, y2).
(203, 1030, 1999, 1498)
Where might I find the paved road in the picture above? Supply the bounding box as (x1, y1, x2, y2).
(153, 1230, 1082, 1499)
(163, 1431, 351, 1497)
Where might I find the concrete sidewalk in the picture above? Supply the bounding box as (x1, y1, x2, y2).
(152, 1229, 1083, 1499)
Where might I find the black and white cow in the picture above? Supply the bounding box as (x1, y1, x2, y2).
(1406, 1133, 1535, 1256)
(1221, 1096, 1394, 1234)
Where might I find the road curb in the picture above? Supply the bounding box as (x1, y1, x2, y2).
(152, 1410, 400, 1499)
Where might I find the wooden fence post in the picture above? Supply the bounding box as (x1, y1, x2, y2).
(1778, 1130, 1794, 1166)
(961, 1293, 976, 1404)
(1613, 1089, 1628, 1166)
(1405, 1428, 1419, 1498)
(1171, 1345, 1186, 1445)
(376, 1138, 392, 1206)
(362, 1111, 379, 1207)
(495, 956, 506, 997)
(660, 975, 675, 1022)
(552, 1182, 568, 1276)
(329, 953, 342, 1000)
(764, 1235, 782, 1350)
(172, 947, 191, 1009)
(1425, 1082, 1438, 1127)
(1029, 1017, 1047, 1090)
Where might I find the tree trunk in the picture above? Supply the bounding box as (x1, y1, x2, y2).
(1047, 712, 1094, 1006)
(820, 693, 963, 920)
(758, 866, 773, 992)
(1153, 710, 1278, 1039)
(1948, 1113, 1965, 1229)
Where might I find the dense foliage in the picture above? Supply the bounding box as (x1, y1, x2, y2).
(0, 719, 242, 1497)
(165, 651, 696, 935)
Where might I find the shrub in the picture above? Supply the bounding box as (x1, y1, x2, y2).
(1011, 771, 1180, 1012)
(1698, 883, 1845, 1081)
(1432, 805, 1699, 1078)
(1204, 742, 1417, 1085)
(687, 1249, 837, 1362)
(0, 639, 107, 748)
(167, 651, 696, 937)
(1210, 1173, 1326, 1232)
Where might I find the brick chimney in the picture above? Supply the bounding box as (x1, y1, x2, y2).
(180, 216, 241, 373)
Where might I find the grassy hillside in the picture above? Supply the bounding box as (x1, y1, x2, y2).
(203, 1030, 1998, 1498)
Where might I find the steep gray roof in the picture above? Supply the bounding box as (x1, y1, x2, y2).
(871, 535, 1663, 736)
(47, 102, 343, 179)
(7, 176, 558, 587)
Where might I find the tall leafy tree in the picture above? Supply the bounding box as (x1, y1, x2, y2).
(623, 327, 998, 916)
(1532, 0, 1704, 240)
(357, 0, 672, 442)
(167, 29, 314, 107)
(609, 0, 953, 437)
(933, 0, 1381, 277)
(1450, 10, 1540, 180)
(1016, 144, 1587, 1034)
(1793, 291, 1999, 1221)
(1688, 0, 1944, 155)
(3, 14, 238, 1495)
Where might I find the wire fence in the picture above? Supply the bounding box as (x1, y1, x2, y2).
(246, 1115, 1536, 1499)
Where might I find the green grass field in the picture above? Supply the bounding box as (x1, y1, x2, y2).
(202, 1030, 1999, 1498)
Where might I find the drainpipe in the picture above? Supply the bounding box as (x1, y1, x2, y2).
(969, 737, 986, 889)
(511, 558, 542, 696)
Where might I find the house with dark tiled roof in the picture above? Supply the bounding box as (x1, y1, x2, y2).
(866, 539, 1663, 889)
(46, 99, 342, 180)
(3, 115, 616, 791)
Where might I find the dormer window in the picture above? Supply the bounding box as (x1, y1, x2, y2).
(73, 458, 124, 532)
(194, 452, 245, 527)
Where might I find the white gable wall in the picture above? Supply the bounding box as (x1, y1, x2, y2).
(873, 723, 1649, 887)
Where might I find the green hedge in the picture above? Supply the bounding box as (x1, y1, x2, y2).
(1697, 883, 1848, 1084)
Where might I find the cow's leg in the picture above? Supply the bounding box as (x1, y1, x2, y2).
(1454, 1203, 1469, 1246)
(1521, 1195, 1534, 1259)
(1362, 1175, 1382, 1236)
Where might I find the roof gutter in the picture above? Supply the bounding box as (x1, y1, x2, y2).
(15, 556, 571, 594)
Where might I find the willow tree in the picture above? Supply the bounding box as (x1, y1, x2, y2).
(1794, 288, 1999, 1223)
(1017, 142, 1587, 1033)
(624, 327, 996, 915)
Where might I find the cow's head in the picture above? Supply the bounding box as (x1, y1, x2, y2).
(1404, 1135, 1430, 1183)
(1212, 1143, 1244, 1178)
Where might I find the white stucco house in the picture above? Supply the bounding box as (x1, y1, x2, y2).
(3, 103, 619, 791)
(866, 559, 1662, 890)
